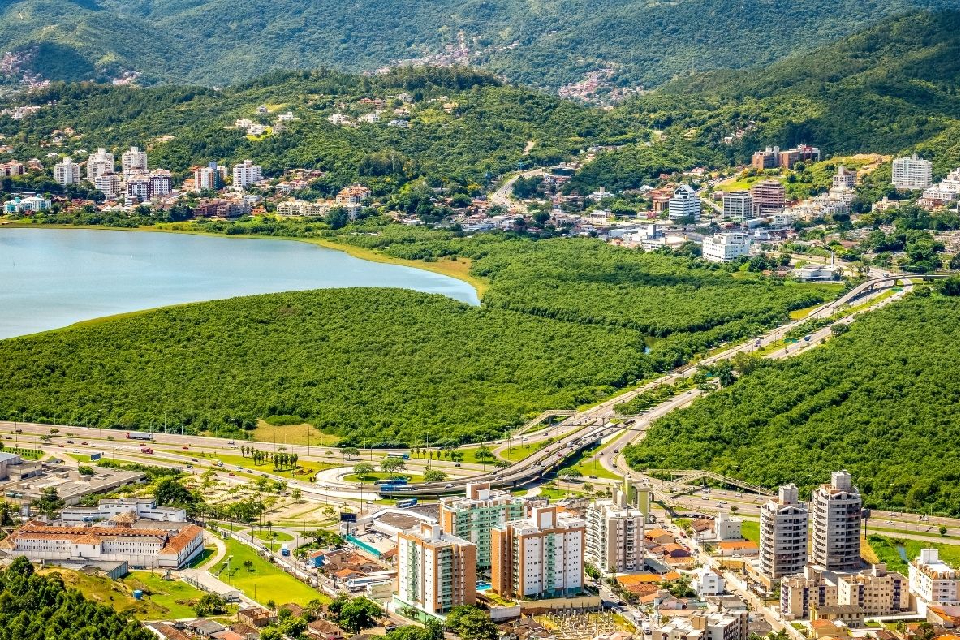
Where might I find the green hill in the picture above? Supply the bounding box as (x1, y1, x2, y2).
(0, 0, 952, 92)
(624, 292, 960, 517)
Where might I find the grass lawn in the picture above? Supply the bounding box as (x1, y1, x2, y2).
(741, 520, 760, 544)
(248, 528, 295, 543)
(342, 471, 425, 485)
(125, 571, 216, 619)
(188, 547, 216, 568)
(188, 451, 341, 480)
(219, 538, 327, 607)
(538, 486, 583, 500)
(499, 441, 547, 463)
(250, 420, 340, 447)
(789, 304, 822, 320)
(866, 534, 960, 575)
(557, 441, 622, 481)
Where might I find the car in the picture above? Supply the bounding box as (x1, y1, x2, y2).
(57, 444, 63, 448)
(227, 440, 235, 445)
(80, 441, 88, 445)
(588, 475, 598, 480)
(182, 445, 189, 450)
(66, 440, 74, 444)
(14, 429, 22, 434)
(191, 458, 198, 462)
(445, 483, 454, 488)
(613, 449, 619, 453)
(454, 463, 461, 467)
(229, 472, 236, 477)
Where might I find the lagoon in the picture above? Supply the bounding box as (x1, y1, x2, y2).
(0, 228, 480, 339)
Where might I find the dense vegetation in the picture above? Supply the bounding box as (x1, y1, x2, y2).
(0, 232, 838, 446)
(625, 293, 960, 516)
(0, 557, 152, 640)
(0, 0, 951, 93)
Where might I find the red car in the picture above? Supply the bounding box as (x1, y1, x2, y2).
(182, 445, 189, 450)
(81, 441, 88, 445)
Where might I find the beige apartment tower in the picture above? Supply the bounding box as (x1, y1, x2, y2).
(811, 471, 862, 571)
(397, 523, 476, 615)
(760, 484, 809, 583)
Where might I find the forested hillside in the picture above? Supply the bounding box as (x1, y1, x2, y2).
(0, 0, 951, 92)
(0, 233, 839, 445)
(0, 557, 152, 640)
(624, 292, 960, 516)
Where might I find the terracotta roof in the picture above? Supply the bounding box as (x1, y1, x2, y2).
(645, 528, 673, 539)
(212, 632, 244, 640)
(717, 540, 759, 550)
(159, 524, 204, 555)
(616, 571, 681, 586)
(149, 623, 194, 640)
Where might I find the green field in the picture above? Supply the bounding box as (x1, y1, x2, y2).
(125, 571, 216, 619)
(218, 538, 326, 607)
(866, 534, 960, 574)
(741, 520, 760, 544)
(342, 471, 425, 485)
(499, 441, 548, 463)
(557, 442, 622, 481)
(187, 451, 340, 480)
(248, 528, 295, 543)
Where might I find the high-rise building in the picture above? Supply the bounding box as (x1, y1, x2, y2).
(439, 483, 528, 572)
(811, 471, 862, 571)
(667, 185, 700, 222)
(585, 487, 645, 574)
(86, 148, 115, 180)
(232, 160, 262, 189)
(121, 146, 148, 175)
(909, 549, 960, 614)
(491, 505, 584, 599)
(126, 174, 150, 203)
(750, 180, 786, 217)
(94, 172, 121, 199)
(833, 165, 856, 190)
(760, 484, 809, 584)
(53, 157, 81, 186)
(396, 522, 476, 616)
(702, 232, 751, 263)
(722, 191, 753, 221)
(149, 170, 173, 197)
(194, 162, 225, 191)
(892, 154, 933, 190)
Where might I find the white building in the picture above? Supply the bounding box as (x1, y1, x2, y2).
(892, 154, 933, 190)
(94, 172, 122, 199)
(232, 160, 263, 189)
(833, 165, 856, 190)
(760, 484, 809, 583)
(3, 195, 51, 214)
(491, 505, 584, 599)
(396, 522, 476, 616)
(121, 146, 148, 176)
(126, 174, 150, 203)
(909, 549, 960, 615)
(693, 567, 725, 597)
(61, 498, 186, 523)
(712, 511, 743, 541)
(702, 232, 751, 263)
(919, 168, 960, 209)
(585, 488, 645, 574)
(149, 170, 173, 197)
(722, 191, 753, 221)
(0, 520, 204, 569)
(194, 162, 225, 191)
(86, 148, 115, 180)
(652, 611, 748, 640)
(53, 157, 81, 186)
(440, 483, 528, 572)
(811, 471, 862, 571)
(668, 185, 701, 222)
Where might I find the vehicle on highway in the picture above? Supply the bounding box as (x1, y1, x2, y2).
(140, 446, 154, 454)
(182, 445, 189, 450)
(191, 458, 198, 462)
(66, 440, 74, 444)
(227, 440, 235, 445)
(229, 472, 236, 476)
(81, 441, 88, 445)
(454, 463, 461, 467)
(185, 464, 192, 469)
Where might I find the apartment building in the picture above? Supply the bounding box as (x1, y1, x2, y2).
(811, 471, 862, 572)
(751, 145, 821, 170)
(585, 488, 644, 574)
(439, 483, 527, 572)
(760, 484, 809, 584)
(750, 180, 786, 217)
(909, 549, 960, 614)
(336, 184, 371, 220)
(892, 154, 933, 190)
(491, 505, 584, 599)
(722, 191, 753, 221)
(232, 160, 263, 189)
(652, 611, 749, 640)
(149, 170, 173, 197)
(702, 232, 751, 263)
(87, 148, 115, 180)
(0, 160, 25, 177)
(94, 172, 122, 199)
(126, 174, 150, 203)
(194, 162, 226, 191)
(121, 146, 148, 176)
(667, 185, 701, 222)
(396, 522, 476, 616)
(0, 520, 204, 569)
(837, 564, 910, 616)
(53, 157, 81, 186)
(833, 166, 856, 190)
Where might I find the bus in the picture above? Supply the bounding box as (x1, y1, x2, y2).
(396, 498, 418, 508)
(385, 452, 410, 460)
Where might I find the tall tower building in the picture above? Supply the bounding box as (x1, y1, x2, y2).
(397, 523, 476, 615)
(760, 484, 809, 583)
(53, 157, 81, 186)
(811, 471, 862, 571)
(86, 148, 115, 180)
(121, 146, 148, 175)
(439, 483, 527, 572)
(586, 487, 645, 574)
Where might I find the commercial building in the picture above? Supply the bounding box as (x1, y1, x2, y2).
(0, 519, 204, 569)
(396, 522, 476, 616)
(702, 232, 751, 263)
(585, 488, 645, 574)
(491, 505, 584, 599)
(750, 180, 786, 217)
(94, 172, 122, 199)
(722, 191, 753, 221)
(892, 154, 933, 190)
(121, 146, 148, 175)
(652, 611, 749, 640)
(61, 498, 187, 523)
(194, 162, 226, 191)
(760, 484, 809, 583)
(54, 157, 81, 186)
(811, 471, 862, 572)
(232, 160, 263, 189)
(909, 549, 960, 615)
(439, 483, 527, 572)
(87, 148, 115, 180)
(667, 185, 701, 222)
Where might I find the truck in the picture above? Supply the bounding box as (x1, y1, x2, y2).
(127, 431, 154, 441)
(140, 446, 154, 454)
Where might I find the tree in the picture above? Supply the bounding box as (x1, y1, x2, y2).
(380, 457, 405, 474)
(280, 616, 307, 638)
(325, 207, 350, 230)
(558, 468, 582, 479)
(194, 593, 227, 617)
(353, 463, 375, 480)
(32, 487, 64, 519)
(155, 477, 197, 507)
(77, 465, 94, 476)
(341, 447, 360, 460)
(423, 469, 447, 482)
(291, 488, 302, 500)
(260, 627, 283, 640)
(331, 596, 382, 634)
(445, 606, 498, 640)
(940, 525, 948, 536)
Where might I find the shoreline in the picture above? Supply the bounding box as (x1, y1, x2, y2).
(1, 221, 489, 299)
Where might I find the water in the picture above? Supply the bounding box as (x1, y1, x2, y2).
(0, 228, 480, 339)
